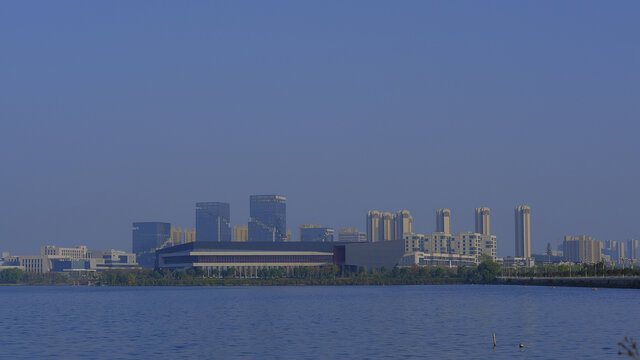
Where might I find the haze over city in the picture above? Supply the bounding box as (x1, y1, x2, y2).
(1, 1, 639, 257)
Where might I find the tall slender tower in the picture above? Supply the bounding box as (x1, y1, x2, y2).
(395, 210, 413, 240)
(475, 207, 491, 235)
(380, 212, 395, 241)
(436, 209, 451, 234)
(366, 210, 382, 242)
(514, 205, 531, 258)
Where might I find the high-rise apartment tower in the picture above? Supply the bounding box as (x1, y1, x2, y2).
(514, 205, 531, 258)
(366, 211, 382, 242)
(475, 207, 491, 235)
(436, 209, 451, 234)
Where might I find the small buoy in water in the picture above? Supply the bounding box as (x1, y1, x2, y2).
(519, 344, 524, 348)
(593, 288, 598, 291)
(552, 286, 556, 289)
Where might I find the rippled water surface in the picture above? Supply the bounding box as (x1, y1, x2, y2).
(0, 285, 638, 359)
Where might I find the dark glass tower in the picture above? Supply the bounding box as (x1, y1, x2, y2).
(132, 222, 171, 255)
(196, 202, 231, 242)
(248, 195, 286, 242)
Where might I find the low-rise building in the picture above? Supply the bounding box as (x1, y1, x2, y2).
(299, 224, 334, 242)
(403, 232, 497, 264)
(337, 228, 366, 242)
(399, 252, 477, 267)
(14, 246, 138, 273)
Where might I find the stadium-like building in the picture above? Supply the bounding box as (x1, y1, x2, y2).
(155, 240, 405, 275)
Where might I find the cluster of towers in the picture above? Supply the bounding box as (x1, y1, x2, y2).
(365, 210, 413, 242)
(367, 205, 532, 258)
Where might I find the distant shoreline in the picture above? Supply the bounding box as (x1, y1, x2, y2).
(495, 276, 640, 289)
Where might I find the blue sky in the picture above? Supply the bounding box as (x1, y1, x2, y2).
(1, 1, 638, 256)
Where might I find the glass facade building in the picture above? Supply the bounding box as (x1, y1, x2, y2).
(249, 195, 286, 242)
(196, 202, 231, 242)
(132, 222, 171, 255)
(300, 226, 334, 242)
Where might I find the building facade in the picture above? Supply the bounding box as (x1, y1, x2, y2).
(403, 231, 497, 263)
(514, 205, 531, 258)
(338, 227, 367, 242)
(395, 210, 413, 240)
(366, 210, 381, 242)
(234, 225, 248, 242)
(628, 239, 639, 261)
(170, 227, 183, 246)
(436, 209, 451, 234)
(132, 222, 171, 255)
(563, 235, 602, 263)
(184, 228, 196, 243)
(196, 202, 231, 242)
(474, 207, 490, 235)
(299, 224, 334, 242)
(248, 195, 287, 242)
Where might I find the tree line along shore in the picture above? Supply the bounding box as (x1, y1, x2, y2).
(1, 261, 639, 288)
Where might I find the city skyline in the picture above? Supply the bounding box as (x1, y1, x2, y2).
(1, 2, 639, 257)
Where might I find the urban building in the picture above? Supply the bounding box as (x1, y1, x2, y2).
(170, 227, 183, 246)
(380, 212, 395, 241)
(628, 239, 639, 261)
(603, 240, 625, 265)
(299, 224, 334, 242)
(338, 227, 366, 242)
(395, 210, 413, 240)
(514, 205, 531, 258)
(475, 207, 490, 235)
(184, 228, 196, 243)
(132, 222, 171, 255)
(15, 246, 138, 273)
(234, 225, 248, 242)
(367, 210, 413, 242)
(563, 235, 602, 264)
(436, 209, 451, 234)
(403, 231, 497, 263)
(196, 202, 231, 242)
(155, 240, 406, 274)
(366, 211, 381, 242)
(248, 195, 287, 242)
(399, 252, 478, 267)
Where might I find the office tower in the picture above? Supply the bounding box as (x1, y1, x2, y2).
(286, 229, 292, 242)
(248, 195, 287, 242)
(132, 222, 171, 255)
(366, 211, 382, 242)
(563, 235, 602, 263)
(395, 210, 413, 240)
(170, 226, 183, 246)
(196, 202, 231, 242)
(475, 207, 491, 235)
(233, 225, 248, 242)
(338, 227, 367, 242)
(380, 212, 395, 241)
(299, 224, 334, 242)
(436, 209, 451, 234)
(514, 205, 531, 258)
(184, 228, 196, 243)
(628, 239, 639, 261)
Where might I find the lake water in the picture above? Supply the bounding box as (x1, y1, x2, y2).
(0, 285, 637, 359)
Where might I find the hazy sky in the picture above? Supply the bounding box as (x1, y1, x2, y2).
(1, 1, 639, 257)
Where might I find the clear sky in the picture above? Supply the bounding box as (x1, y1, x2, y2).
(1, 1, 638, 257)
